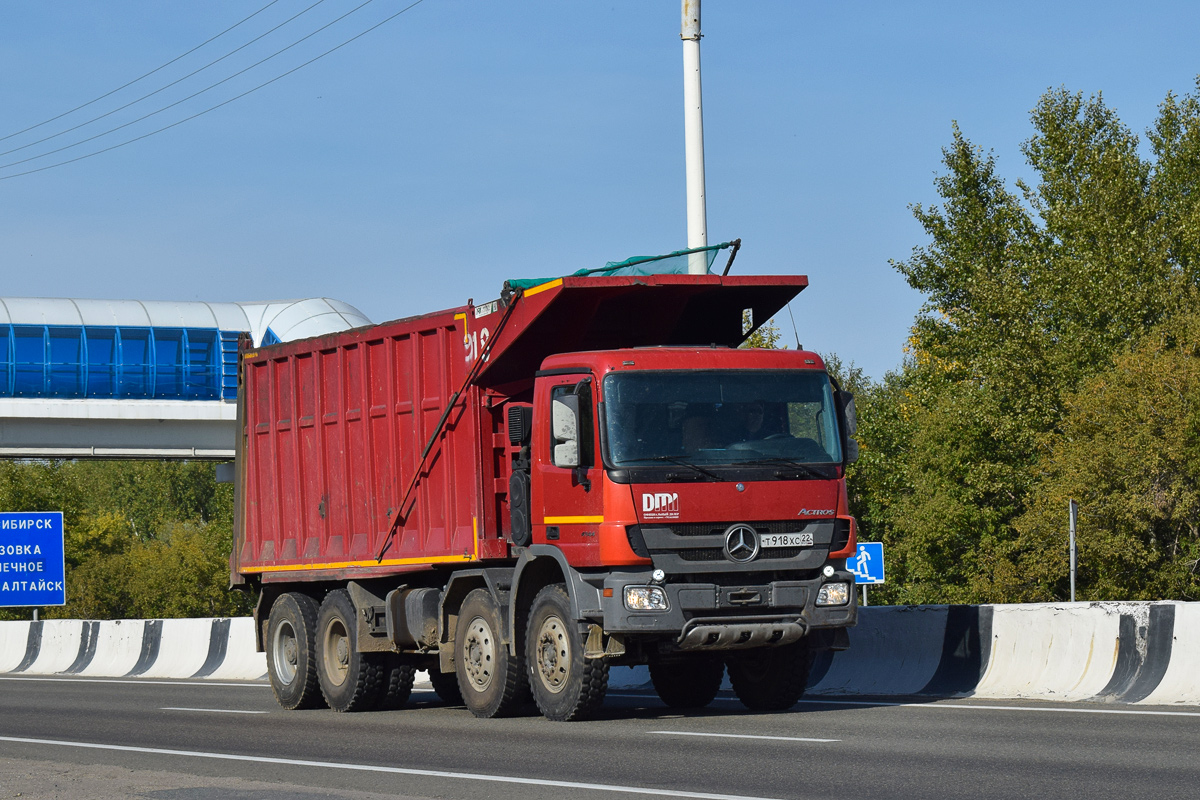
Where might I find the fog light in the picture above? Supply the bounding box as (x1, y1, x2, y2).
(624, 585, 669, 611)
(816, 582, 850, 606)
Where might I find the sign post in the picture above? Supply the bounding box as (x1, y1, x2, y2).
(847, 541, 885, 606)
(1068, 499, 1078, 602)
(0, 512, 66, 612)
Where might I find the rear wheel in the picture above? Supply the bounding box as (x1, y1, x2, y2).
(726, 643, 810, 712)
(315, 589, 386, 712)
(379, 655, 417, 710)
(650, 657, 725, 709)
(428, 668, 463, 705)
(526, 583, 608, 721)
(455, 588, 528, 718)
(266, 593, 325, 710)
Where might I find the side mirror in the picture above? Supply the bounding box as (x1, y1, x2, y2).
(835, 391, 859, 465)
(552, 395, 580, 468)
(836, 391, 857, 437)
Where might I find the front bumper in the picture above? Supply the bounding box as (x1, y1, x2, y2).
(599, 568, 857, 651)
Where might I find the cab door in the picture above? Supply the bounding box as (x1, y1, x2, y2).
(532, 374, 604, 566)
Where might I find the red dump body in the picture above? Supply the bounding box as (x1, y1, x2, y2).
(234, 274, 808, 584)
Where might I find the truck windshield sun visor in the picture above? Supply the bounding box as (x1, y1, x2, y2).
(601, 370, 843, 470)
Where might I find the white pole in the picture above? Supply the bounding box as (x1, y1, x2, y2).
(682, 0, 708, 274)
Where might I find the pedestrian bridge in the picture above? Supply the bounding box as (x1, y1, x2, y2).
(0, 297, 371, 459)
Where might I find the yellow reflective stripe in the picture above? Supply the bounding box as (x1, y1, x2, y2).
(523, 278, 563, 297)
(543, 515, 605, 524)
(242, 553, 475, 573)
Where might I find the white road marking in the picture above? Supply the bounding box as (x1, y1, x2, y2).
(161, 707, 268, 715)
(797, 699, 1200, 718)
(651, 731, 839, 743)
(0, 676, 264, 688)
(0, 736, 785, 800)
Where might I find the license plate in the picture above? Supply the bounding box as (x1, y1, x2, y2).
(760, 532, 813, 548)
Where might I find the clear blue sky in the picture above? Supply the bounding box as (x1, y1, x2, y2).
(2, 1, 1198, 379)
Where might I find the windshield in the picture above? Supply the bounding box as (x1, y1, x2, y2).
(601, 370, 843, 468)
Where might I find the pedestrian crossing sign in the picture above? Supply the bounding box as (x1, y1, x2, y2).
(847, 541, 884, 585)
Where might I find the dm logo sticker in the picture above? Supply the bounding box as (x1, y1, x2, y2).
(641, 492, 679, 519)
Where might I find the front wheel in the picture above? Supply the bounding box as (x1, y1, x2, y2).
(525, 584, 608, 721)
(726, 643, 810, 712)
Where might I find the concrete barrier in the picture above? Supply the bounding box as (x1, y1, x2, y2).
(808, 605, 950, 696)
(0, 620, 30, 673)
(972, 603, 1122, 701)
(1137, 602, 1198, 705)
(0, 617, 265, 681)
(1, 602, 1195, 705)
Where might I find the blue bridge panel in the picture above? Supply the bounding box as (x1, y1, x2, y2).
(1, 324, 240, 401)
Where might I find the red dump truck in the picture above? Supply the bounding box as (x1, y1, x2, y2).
(232, 271, 858, 720)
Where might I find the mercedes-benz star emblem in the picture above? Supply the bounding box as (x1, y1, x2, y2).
(723, 523, 760, 563)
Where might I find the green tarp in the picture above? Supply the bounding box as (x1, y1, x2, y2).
(504, 241, 736, 293)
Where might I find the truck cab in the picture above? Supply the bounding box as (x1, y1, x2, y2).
(511, 346, 856, 703)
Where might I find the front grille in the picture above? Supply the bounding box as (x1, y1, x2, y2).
(679, 549, 725, 561)
(671, 520, 825, 537)
(679, 546, 806, 562)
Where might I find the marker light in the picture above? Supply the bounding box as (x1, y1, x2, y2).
(816, 582, 850, 606)
(625, 586, 669, 611)
(822, 565, 836, 578)
(651, 568, 666, 583)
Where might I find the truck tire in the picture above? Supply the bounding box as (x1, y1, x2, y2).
(649, 657, 724, 709)
(455, 588, 528, 718)
(526, 583, 608, 721)
(379, 655, 417, 710)
(726, 642, 810, 712)
(429, 668, 463, 705)
(315, 589, 387, 712)
(267, 592, 326, 710)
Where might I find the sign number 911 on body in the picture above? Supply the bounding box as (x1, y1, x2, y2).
(0, 512, 66, 608)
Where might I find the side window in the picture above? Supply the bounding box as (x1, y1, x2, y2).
(550, 381, 594, 467)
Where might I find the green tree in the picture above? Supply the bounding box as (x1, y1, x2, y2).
(874, 81, 1200, 602)
(1010, 306, 1200, 601)
(0, 460, 249, 620)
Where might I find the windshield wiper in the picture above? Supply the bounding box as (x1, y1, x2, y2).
(737, 456, 832, 480)
(636, 455, 723, 481)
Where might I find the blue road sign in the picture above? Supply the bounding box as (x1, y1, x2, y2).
(0, 512, 66, 607)
(847, 541, 885, 585)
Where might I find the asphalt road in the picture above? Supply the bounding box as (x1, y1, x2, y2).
(0, 676, 1197, 800)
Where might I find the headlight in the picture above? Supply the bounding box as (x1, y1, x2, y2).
(816, 582, 850, 606)
(624, 585, 669, 611)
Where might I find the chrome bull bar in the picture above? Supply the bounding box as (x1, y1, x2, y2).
(677, 615, 807, 651)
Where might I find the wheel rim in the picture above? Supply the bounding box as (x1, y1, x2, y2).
(322, 617, 350, 687)
(461, 615, 495, 693)
(534, 613, 570, 694)
(272, 619, 299, 685)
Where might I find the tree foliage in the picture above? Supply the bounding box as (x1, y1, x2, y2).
(0, 461, 252, 620)
(851, 80, 1200, 602)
